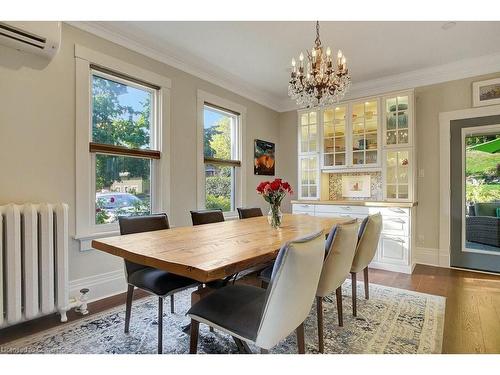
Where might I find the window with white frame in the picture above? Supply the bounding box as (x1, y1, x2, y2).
(75, 46, 171, 248)
(91, 68, 159, 225)
(197, 91, 245, 217)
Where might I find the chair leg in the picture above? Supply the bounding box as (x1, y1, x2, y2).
(296, 322, 305, 354)
(336, 286, 343, 327)
(124, 285, 134, 333)
(351, 272, 357, 317)
(363, 267, 369, 300)
(158, 297, 163, 354)
(189, 319, 200, 354)
(170, 294, 175, 313)
(316, 296, 324, 353)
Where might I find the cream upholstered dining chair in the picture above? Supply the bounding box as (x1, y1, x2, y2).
(350, 213, 383, 317)
(187, 230, 325, 354)
(315, 221, 359, 353)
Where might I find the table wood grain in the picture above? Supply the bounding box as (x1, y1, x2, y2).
(91, 214, 350, 282)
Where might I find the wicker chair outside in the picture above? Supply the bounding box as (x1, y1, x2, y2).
(466, 215, 500, 247)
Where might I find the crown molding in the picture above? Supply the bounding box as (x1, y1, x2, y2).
(67, 22, 500, 114)
(279, 51, 500, 112)
(66, 21, 283, 112)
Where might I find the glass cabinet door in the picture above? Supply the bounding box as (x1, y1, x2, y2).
(299, 111, 318, 154)
(299, 155, 319, 199)
(385, 95, 409, 146)
(322, 105, 347, 168)
(298, 110, 319, 199)
(351, 100, 379, 166)
(385, 149, 410, 200)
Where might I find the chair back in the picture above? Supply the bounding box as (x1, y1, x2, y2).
(351, 213, 383, 273)
(316, 222, 359, 297)
(118, 214, 170, 276)
(237, 207, 263, 219)
(190, 209, 225, 226)
(255, 230, 325, 349)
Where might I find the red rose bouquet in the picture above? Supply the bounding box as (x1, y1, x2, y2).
(256, 178, 293, 228)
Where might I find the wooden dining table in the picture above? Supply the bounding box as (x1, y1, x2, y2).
(91, 214, 351, 285)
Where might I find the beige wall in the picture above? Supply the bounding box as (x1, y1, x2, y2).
(278, 110, 298, 213)
(278, 72, 500, 251)
(414, 72, 500, 250)
(0, 24, 280, 286)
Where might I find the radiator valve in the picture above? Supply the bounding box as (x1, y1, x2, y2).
(75, 288, 90, 315)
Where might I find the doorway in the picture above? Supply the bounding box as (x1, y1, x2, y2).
(450, 117, 500, 273)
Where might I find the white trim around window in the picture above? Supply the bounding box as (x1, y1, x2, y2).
(196, 89, 247, 219)
(74, 45, 172, 251)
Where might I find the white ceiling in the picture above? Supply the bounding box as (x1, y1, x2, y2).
(73, 21, 500, 111)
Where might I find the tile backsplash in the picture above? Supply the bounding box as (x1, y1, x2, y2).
(328, 172, 382, 201)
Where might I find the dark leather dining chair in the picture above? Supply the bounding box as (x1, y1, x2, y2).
(119, 214, 199, 354)
(237, 207, 263, 219)
(190, 209, 225, 225)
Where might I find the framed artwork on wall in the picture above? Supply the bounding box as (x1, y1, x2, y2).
(254, 139, 275, 175)
(473, 78, 500, 107)
(341, 175, 371, 198)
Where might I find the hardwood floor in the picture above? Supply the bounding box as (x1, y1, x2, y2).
(365, 264, 500, 353)
(1, 264, 499, 353)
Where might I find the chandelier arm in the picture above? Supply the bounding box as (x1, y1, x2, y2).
(289, 21, 350, 108)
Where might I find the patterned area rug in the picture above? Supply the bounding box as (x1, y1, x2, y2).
(1, 281, 445, 354)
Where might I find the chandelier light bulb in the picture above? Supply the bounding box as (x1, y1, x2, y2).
(288, 22, 351, 108)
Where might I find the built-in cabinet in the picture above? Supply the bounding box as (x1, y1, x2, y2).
(298, 111, 321, 199)
(291, 202, 415, 274)
(297, 90, 415, 202)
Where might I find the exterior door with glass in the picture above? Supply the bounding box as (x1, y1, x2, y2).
(450, 117, 500, 273)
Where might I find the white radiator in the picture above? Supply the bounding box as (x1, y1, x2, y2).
(0, 203, 69, 328)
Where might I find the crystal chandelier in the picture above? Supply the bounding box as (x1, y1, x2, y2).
(288, 21, 351, 108)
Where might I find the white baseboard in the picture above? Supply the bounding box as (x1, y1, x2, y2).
(414, 247, 440, 267)
(414, 247, 450, 268)
(438, 251, 450, 268)
(69, 269, 127, 303)
(369, 261, 414, 274)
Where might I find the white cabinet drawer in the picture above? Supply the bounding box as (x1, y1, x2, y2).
(315, 212, 365, 221)
(381, 215, 410, 235)
(315, 204, 370, 216)
(369, 207, 409, 217)
(379, 234, 409, 266)
(292, 204, 315, 215)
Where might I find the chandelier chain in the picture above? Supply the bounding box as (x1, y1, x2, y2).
(288, 21, 351, 108)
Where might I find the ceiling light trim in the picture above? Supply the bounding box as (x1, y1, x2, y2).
(68, 22, 500, 113)
(279, 51, 500, 112)
(66, 21, 283, 112)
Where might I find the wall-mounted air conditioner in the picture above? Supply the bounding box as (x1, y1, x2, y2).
(0, 21, 61, 60)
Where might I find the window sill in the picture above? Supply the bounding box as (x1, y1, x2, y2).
(74, 231, 120, 252)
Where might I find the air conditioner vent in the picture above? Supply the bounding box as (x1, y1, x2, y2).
(0, 21, 60, 59)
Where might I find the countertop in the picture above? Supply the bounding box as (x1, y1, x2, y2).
(291, 200, 418, 208)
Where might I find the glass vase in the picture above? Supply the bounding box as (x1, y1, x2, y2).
(267, 204, 283, 229)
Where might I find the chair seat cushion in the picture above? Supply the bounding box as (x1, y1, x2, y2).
(258, 265, 273, 283)
(187, 285, 266, 341)
(128, 267, 196, 296)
